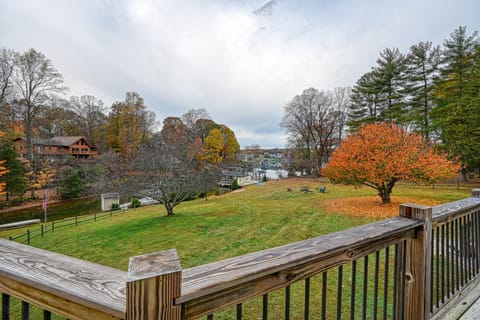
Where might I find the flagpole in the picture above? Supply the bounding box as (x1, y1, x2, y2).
(43, 190, 47, 222)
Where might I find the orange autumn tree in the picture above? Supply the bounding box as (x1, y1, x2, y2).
(323, 123, 460, 203)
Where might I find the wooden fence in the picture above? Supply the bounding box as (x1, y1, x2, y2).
(1, 190, 480, 320)
(7, 208, 127, 244)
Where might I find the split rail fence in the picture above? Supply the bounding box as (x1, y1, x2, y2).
(1, 190, 480, 319)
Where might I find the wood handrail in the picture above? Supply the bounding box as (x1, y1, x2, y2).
(178, 216, 422, 319)
(0, 239, 126, 319)
(432, 189, 480, 224)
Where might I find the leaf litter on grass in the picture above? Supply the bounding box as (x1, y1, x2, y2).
(321, 196, 445, 219)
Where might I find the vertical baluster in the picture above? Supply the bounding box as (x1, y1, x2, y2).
(455, 218, 460, 291)
(473, 212, 478, 275)
(452, 219, 458, 293)
(43, 310, 52, 320)
(350, 260, 357, 320)
(207, 314, 213, 320)
(336, 265, 343, 320)
(464, 215, 469, 282)
(304, 277, 310, 320)
(460, 217, 465, 287)
(362, 255, 369, 320)
(262, 294, 268, 320)
(467, 214, 473, 280)
(446, 221, 451, 299)
(473, 211, 480, 275)
(383, 247, 390, 320)
(441, 223, 445, 304)
(392, 244, 399, 320)
(2, 294, 10, 320)
(21, 301, 29, 320)
(321, 272, 327, 320)
(236, 304, 242, 320)
(285, 286, 291, 320)
(399, 240, 407, 320)
(373, 251, 380, 320)
(436, 226, 440, 308)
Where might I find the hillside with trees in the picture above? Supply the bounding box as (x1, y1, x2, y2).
(0, 48, 240, 214)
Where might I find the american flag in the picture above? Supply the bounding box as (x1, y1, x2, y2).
(42, 192, 47, 212)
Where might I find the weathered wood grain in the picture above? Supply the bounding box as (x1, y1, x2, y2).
(126, 250, 182, 320)
(399, 204, 432, 320)
(178, 216, 422, 319)
(432, 196, 480, 223)
(0, 239, 126, 319)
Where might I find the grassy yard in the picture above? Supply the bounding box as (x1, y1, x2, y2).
(0, 178, 473, 319)
(0, 178, 471, 270)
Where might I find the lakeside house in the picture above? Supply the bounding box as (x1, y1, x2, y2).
(12, 136, 98, 160)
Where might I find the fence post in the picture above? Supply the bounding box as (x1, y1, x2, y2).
(27, 229, 30, 244)
(472, 189, 480, 198)
(126, 249, 182, 320)
(399, 204, 432, 320)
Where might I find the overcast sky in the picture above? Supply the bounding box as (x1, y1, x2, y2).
(1, 0, 479, 148)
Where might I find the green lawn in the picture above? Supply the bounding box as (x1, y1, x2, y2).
(0, 179, 471, 270)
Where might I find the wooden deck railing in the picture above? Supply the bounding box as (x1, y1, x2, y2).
(1, 190, 480, 320)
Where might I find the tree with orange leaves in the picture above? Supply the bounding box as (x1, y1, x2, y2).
(323, 123, 460, 203)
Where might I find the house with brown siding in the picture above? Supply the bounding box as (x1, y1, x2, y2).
(13, 136, 98, 160)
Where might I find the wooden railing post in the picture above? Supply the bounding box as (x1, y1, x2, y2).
(472, 189, 480, 198)
(399, 204, 432, 320)
(126, 249, 182, 320)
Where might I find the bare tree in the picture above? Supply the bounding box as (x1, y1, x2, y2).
(0, 48, 16, 132)
(69, 95, 107, 143)
(134, 133, 202, 216)
(281, 87, 351, 174)
(181, 108, 211, 130)
(13, 49, 66, 162)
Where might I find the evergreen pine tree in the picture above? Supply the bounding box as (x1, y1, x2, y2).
(433, 26, 480, 177)
(404, 41, 441, 139)
(374, 48, 408, 124)
(0, 143, 26, 201)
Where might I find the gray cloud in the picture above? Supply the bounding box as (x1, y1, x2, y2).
(1, 0, 479, 147)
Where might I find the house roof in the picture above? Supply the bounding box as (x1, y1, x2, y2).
(48, 136, 87, 146)
(14, 136, 91, 147)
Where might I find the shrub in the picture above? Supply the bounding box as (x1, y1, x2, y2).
(130, 198, 141, 208)
(111, 203, 120, 211)
(231, 179, 239, 190)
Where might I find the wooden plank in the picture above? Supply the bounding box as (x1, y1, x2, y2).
(430, 274, 480, 320)
(126, 249, 182, 320)
(178, 217, 421, 319)
(0, 239, 126, 319)
(0, 277, 121, 320)
(432, 197, 480, 223)
(399, 204, 432, 320)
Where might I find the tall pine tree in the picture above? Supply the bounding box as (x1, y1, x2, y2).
(433, 26, 480, 178)
(404, 41, 441, 139)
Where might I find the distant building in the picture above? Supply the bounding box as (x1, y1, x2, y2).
(12, 136, 98, 160)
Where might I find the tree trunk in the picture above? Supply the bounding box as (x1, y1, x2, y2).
(165, 203, 175, 216)
(377, 178, 397, 204)
(379, 190, 391, 203)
